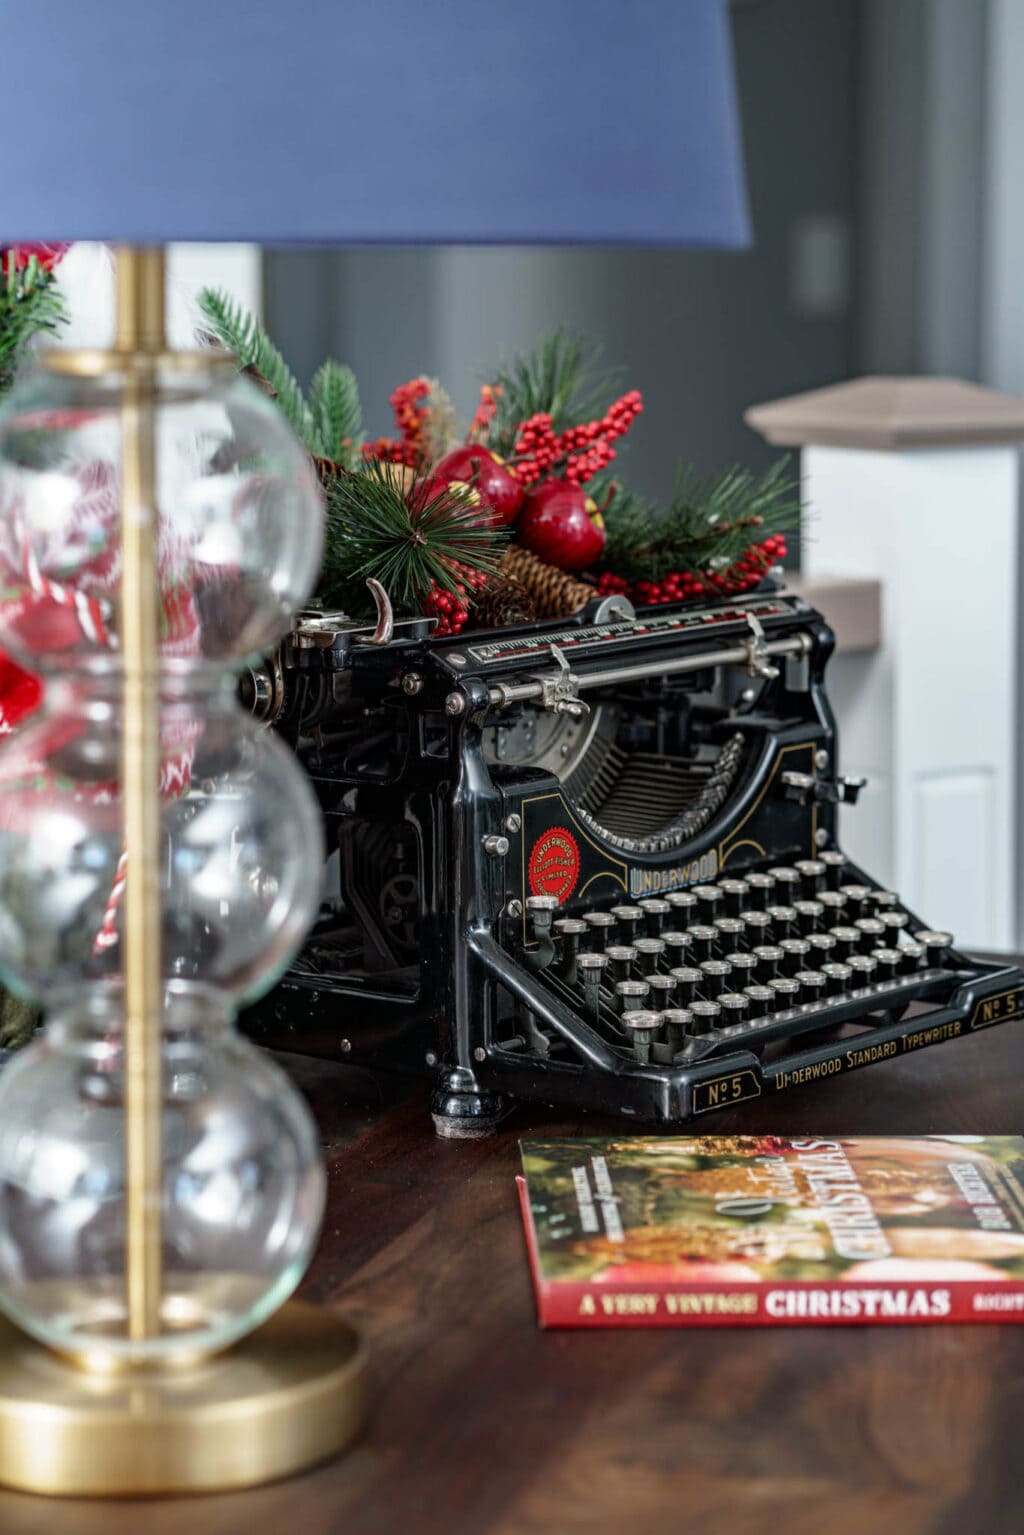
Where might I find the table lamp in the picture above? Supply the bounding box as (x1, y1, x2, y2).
(0, 0, 748, 1498)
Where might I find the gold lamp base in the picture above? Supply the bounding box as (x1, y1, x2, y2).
(0, 1300, 366, 1496)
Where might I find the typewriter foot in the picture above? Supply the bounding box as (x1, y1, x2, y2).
(430, 1067, 507, 1139)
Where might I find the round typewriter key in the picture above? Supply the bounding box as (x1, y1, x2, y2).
(605, 945, 638, 984)
(686, 924, 719, 962)
(829, 925, 862, 960)
(820, 850, 848, 887)
(740, 909, 773, 941)
(633, 936, 666, 976)
(768, 866, 801, 900)
(854, 916, 886, 952)
(718, 991, 751, 1026)
(879, 909, 911, 934)
(871, 889, 900, 911)
(795, 858, 827, 895)
(792, 899, 825, 935)
(724, 950, 759, 983)
(807, 931, 837, 961)
(577, 950, 607, 974)
(526, 894, 559, 910)
(718, 878, 750, 916)
(769, 975, 801, 1010)
(660, 930, 692, 965)
(647, 972, 678, 1005)
(779, 937, 811, 974)
(610, 905, 644, 939)
(794, 969, 826, 1003)
(871, 947, 903, 981)
(615, 978, 649, 1013)
(821, 960, 853, 996)
(662, 1008, 695, 1049)
(713, 916, 745, 949)
(847, 952, 879, 985)
(699, 959, 732, 999)
(839, 884, 873, 919)
(554, 917, 587, 936)
(621, 1009, 662, 1062)
(665, 890, 698, 918)
(694, 884, 725, 916)
(669, 966, 703, 1004)
(753, 943, 784, 981)
(744, 983, 776, 1018)
(638, 898, 671, 936)
(767, 904, 798, 940)
(743, 872, 775, 909)
(689, 999, 722, 1035)
(582, 911, 616, 949)
(817, 890, 848, 917)
(916, 929, 954, 966)
(899, 939, 925, 972)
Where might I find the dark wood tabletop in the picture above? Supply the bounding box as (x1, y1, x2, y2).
(2, 1012, 1022, 1534)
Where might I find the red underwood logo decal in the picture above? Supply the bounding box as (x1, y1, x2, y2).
(528, 827, 580, 903)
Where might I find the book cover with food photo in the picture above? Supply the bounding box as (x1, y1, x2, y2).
(518, 1136, 1024, 1327)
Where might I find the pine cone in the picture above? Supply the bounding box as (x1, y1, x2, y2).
(500, 546, 596, 619)
(471, 574, 537, 630)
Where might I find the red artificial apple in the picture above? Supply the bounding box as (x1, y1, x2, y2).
(517, 480, 606, 571)
(432, 445, 524, 526)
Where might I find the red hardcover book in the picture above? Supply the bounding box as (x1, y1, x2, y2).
(518, 1135, 1024, 1327)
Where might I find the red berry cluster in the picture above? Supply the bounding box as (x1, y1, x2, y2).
(511, 390, 644, 488)
(596, 534, 788, 608)
(468, 383, 501, 441)
(362, 377, 432, 469)
(421, 561, 489, 637)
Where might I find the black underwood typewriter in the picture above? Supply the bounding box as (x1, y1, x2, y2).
(241, 586, 1024, 1135)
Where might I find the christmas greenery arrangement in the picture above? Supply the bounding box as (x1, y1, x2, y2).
(197, 292, 799, 634)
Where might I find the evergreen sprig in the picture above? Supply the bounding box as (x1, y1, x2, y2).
(601, 458, 801, 583)
(0, 254, 67, 394)
(309, 359, 364, 466)
(319, 459, 505, 615)
(484, 330, 621, 458)
(197, 287, 317, 449)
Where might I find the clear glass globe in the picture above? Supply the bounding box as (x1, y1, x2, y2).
(0, 985, 326, 1364)
(0, 361, 324, 673)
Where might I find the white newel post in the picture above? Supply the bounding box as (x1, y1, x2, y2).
(746, 378, 1024, 952)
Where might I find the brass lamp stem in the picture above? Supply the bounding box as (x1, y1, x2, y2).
(115, 246, 165, 1342)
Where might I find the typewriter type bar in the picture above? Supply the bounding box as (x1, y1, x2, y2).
(240, 587, 1024, 1135)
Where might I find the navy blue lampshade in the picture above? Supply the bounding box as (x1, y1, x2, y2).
(2, 0, 749, 247)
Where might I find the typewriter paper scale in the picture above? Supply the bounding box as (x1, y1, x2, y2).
(518, 1137, 1024, 1327)
(243, 591, 1024, 1134)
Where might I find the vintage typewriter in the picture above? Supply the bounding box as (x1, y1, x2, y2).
(241, 583, 1024, 1135)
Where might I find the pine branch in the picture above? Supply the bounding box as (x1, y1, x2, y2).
(319, 459, 505, 615)
(0, 254, 67, 393)
(484, 330, 621, 459)
(196, 287, 317, 450)
(309, 359, 364, 466)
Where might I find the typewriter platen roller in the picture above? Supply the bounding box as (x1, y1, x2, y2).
(241, 588, 1024, 1135)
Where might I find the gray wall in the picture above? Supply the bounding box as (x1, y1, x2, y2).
(265, 0, 861, 508)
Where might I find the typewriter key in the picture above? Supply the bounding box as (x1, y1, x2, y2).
(577, 952, 607, 1021)
(768, 867, 801, 901)
(689, 1000, 722, 1035)
(769, 975, 801, 1010)
(610, 905, 645, 940)
(713, 916, 745, 949)
(743, 872, 775, 909)
(638, 898, 671, 936)
(699, 959, 732, 999)
(665, 890, 699, 918)
(839, 884, 873, 919)
(900, 940, 926, 972)
(792, 899, 825, 935)
(807, 931, 837, 961)
(821, 960, 853, 996)
(724, 951, 759, 983)
(854, 917, 886, 952)
(818, 890, 848, 917)
(795, 859, 827, 895)
(794, 969, 826, 1003)
(872, 947, 903, 981)
(526, 894, 559, 938)
(718, 878, 750, 916)
(767, 904, 798, 940)
(718, 992, 751, 1026)
(633, 937, 666, 976)
(916, 930, 954, 966)
(605, 945, 638, 984)
(577, 951, 607, 976)
(743, 983, 776, 1018)
(820, 850, 848, 887)
(662, 1008, 694, 1050)
(695, 884, 725, 917)
(553, 917, 588, 980)
(753, 943, 784, 981)
(779, 937, 811, 975)
(647, 973, 678, 1006)
(847, 953, 879, 985)
(829, 925, 862, 960)
(582, 911, 617, 949)
(661, 930, 693, 965)
(669, 966, 703, 1004)
(740, 909, 773, 943)
(879, 909, 910, 934)
(621, 1009, 662, 1064)
(615, 978, 650, 1014)
(871, 890, 900, 911)
(686, 924, 719, 962)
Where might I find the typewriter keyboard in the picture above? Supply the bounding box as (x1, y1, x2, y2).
(518, 851, 958, 1067)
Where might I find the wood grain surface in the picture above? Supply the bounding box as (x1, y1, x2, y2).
(0, 1019, 1021, 1534)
